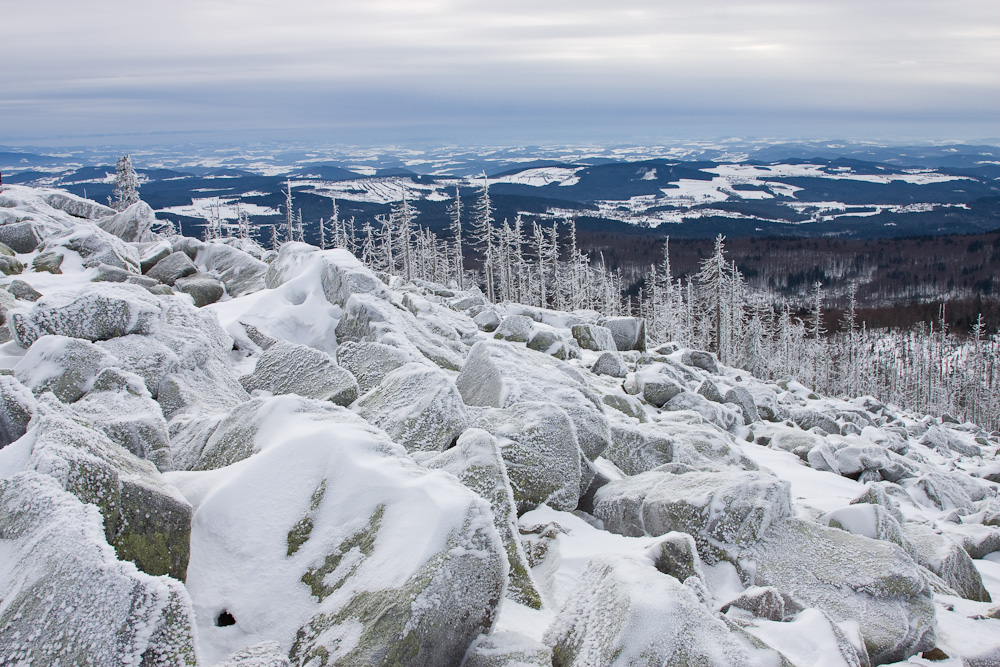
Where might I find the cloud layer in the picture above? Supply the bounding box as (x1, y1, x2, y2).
(5, 0, 998, 144)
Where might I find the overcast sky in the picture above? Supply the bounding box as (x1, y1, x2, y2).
(4, 0, 998, 146)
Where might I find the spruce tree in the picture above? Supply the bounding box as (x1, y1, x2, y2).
(111, 154, 140, 211)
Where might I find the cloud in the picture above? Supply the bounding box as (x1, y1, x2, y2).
(3, 0, 997, 143)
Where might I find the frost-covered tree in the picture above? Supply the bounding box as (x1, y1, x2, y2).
(471, 174, 496, 301)
(111, 154, 140, 211)
(448, 188, 464, 290)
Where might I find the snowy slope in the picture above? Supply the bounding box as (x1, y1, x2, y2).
(0, 183, 998, 667)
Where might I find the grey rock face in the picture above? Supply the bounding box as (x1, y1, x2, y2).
(9, 283, 161, 347)
(196, 242, 268, 297)
(14, 335, 116, 403)
(336, 340, 414, 394)
(544, 555, 777, 667)
(146, 251, 198, 285)
(746, 518, 936, 665)
(0, 472, 198, 667)
(458, 341, 610, 460)
(473, 309, 501, 332)
(243, 341, 359, 406)
(425, 429, 542, 608)
(354, 363, 468, 452)
(471, 402, 582, 513)
(0, 374, 36, 448)
(640, 376, 685, 407)
(32, 249, 64, 273)
(903, 523, 991, 602)
(174, 272, 225, 307)
(791, 409, 841, 435)
(571, 323, 617, 351)
(592, 351, 628, 378)
(494, 314, 535, 343)
(48, 225, 142, 272)
(95, 201, 158, 243)
(464, 633, 553, 667)
(597, 316, 646, 352)
(139, 243, 172, 274)
(682, 349, 719, 374)
(725, 387, 761, 423)
(603, 423, 674, 476)
(6, 279, 42, 302)
(0, 220, 42, 252)
(696, 379, 724, 403)
(0, 254, 23, 276)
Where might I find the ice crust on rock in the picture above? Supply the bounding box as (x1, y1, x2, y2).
(242, 340, 359, 406)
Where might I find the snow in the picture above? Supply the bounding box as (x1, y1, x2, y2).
(489, 167, 583, 187)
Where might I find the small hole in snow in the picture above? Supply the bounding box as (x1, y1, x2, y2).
(216, 611, 236, 627)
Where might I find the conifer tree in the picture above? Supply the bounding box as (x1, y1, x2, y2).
(111, 154, 140, 211)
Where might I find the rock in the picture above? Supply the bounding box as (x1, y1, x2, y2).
(96, 333, 181, 399)
(570, 323, 617, 351)
(92, 262, 132, 283)
(697, 379, 725, 403)
(69, 368, 173, 471)
(601, 393, 647, 422)
(354, 362, 468, 453)
(0, 254, 23, 275)
(9, 282, 161, 347)
(597, 316, 646, 352)
(791, 408, 841, 435)
(904, 472, 977, 513)
(458, 341, 610, 460)
(0, 375, 35, 448)
(647, 531, 705, 583)
(171, 236, 205, 261)
(14, 335, 116, 402)
(464, 632, 553, 667)
(174, 272, 225, 307)
(41, 190, 116, 219)
(32, 249, 63, 273)
(663, 391, 740, 431)
(682, 349, 719, 374)
(725, 387, 761, 424)
(140, 243, 172, 274)
(470, 402, 582, 513)
(95, 201, 158, 242)
(835, 445, 893, 479)
(494, 314, 535, 342)
(6, 279, 42, 301)
(822, 504, 916, 559)
(595, 469, 792, 558)
(921, 425, 982, 458)
(745, 518, 936, 665)
(903, 523, 991, 602)
(639, 375, 686, 408)
(526, 328, 578, 360)
(0, 220, 42, 252)
(0, 472, 198, 666)
(335, 340, 414, 394)
(168, 403, 506, 667)
(947, 524, 1000, 560)
(544, 555, 777, 667)
(473, 309, 501, 332)
(851, 483, 906, 523)
(721, 586, 804, 622)
(425, 429, 542, 608)
(146, 251, 198, 285)
(45, 224, 141, 272)
(6, 414, 193, 581)
(242, 340, 359, 406)
(603, 423, 674, 476)
(591, 351, 628, 377)
(196, 242, 268, 297)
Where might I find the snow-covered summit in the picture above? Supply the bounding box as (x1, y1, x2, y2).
(0, 184, 998, 666)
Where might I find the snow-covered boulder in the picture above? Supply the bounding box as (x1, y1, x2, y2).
(14, 334, 116, 402)
(146, 250, 198, 285)
(192, 241, 268, 298)
(96, 333, 181, 399)
(903, 472, 977, 513)
(526, 327, 579, 360)
(0, 374, 35, 447)
(597, 316, 646, 352)
(175, 272, 225, 307)
(594, 469, 792, 558)
(821, 503, 916, 559)
(682, 349, 719, 374)
(354, 362, 468, 452)
(424, 428, 541, 608)
(9, 282, 161, 347)
(544, 555, 779, 666)
(335, 340, 415, 393)
(603, 422, 674, 475)
(0, 414, 193, 581)
(470, 402, 582, 513)
(95, 201, 158, 243)
(570, 323, 617, 351)
(903, 523, 991, 602)
(42, 224, 142, 272)
(725, 386, 761, 423)
(242, 340, 359, 406)
(634, 366, 686, 407)
(0, 220, 42, 252)
(663, 390, 740, 431)
(745, 518, 936, 665)
(494, 314, 535, 343)
(70, 367, 173, 470)
(591, 350, 628, 377)
(214, 642, 290, 667)
(457, 341, 610, 460)
(791, 408, 840, 435)
(167, 401, 506, 666)
(0, 472, 197, 666)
